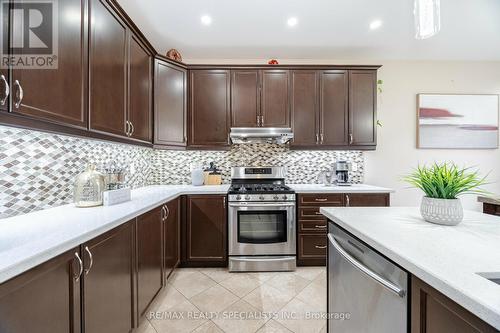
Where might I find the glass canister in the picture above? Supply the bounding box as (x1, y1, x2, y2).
(74, 164, 106, 207)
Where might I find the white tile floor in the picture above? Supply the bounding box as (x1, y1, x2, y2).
(136, 267, 327, 333)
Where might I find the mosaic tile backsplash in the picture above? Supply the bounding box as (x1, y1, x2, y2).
(0, 125, 364, 219)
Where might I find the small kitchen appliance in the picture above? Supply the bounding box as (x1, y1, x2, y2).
(335, 161, 352, 186)
(228, 166, 296, 272)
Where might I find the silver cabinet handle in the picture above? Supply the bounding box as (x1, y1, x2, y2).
(13, 80, 23, 109)
(74, 252, 83, 281)
(161, 206, 166, 221)
(328, 233, 406, 297)
(315, 198, 328, 202)
(125, 121, 130, 136)
(345, 194, 350, 207)
(165, 205, 170, 220)
(260, 115, 264, 127)
(315, 245, 327, 249)
(0, 75, 9, 106)
(130, 121, 134, 136)
(256, 115, 260, 127)
(315, 225, 327, 229)
(316, 134, 319, 144)
(84, 246, 93, 275)
(349, 133, 353, 144)
(320, 133, 324, 144)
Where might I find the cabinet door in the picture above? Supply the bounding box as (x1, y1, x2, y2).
(82, 222, 133, 333)
(261, 70, 290, 127)
(320, 70, 348, 146)
(189, 70, 230, 148)
(349, 70, 377, 146)
(0, 6, 9, 113)
(344, 193, 390, 207)
(154, 60, 187, 147)
(164, 199, 180, 280)
(290, 70, 319, 147)
(411, 277, 496, 333)
(128, 35, 152, 142)
(136, 207, 163, 318)
(0, 248, 81, 333)
(231, 70, 260, 127)
(89, 0, 127, 137)
(10, 0, 86, 128)
(186, 195, 227, 263)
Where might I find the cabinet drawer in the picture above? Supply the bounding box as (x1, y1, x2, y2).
(299, 207, 328, 220)
(299, 220, 328, 233)
(299, 194, 344, 206)
(298, 234, 327, 259)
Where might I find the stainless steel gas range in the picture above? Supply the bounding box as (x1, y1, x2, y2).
(228, 167, 296, 272)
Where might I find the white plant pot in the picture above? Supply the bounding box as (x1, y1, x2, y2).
(420, 197, 464, 226)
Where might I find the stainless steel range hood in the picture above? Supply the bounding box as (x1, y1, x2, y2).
(230, 127, 294, 144)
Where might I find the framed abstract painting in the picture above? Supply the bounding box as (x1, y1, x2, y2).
(417, 94, 499, 149)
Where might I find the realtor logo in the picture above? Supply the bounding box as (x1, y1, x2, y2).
(1, 0, 58, 69)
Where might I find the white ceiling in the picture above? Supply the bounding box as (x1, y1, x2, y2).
(116, 0, 500, 61)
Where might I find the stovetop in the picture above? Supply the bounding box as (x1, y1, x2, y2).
(228, 183, 295, 195)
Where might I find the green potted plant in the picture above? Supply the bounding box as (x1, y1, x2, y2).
(404, 162, 488, 225)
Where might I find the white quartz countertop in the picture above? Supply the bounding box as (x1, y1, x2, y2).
(0, 185, 229, 284)
(321, 207, 500, 329)
(290, 183, 393, 193)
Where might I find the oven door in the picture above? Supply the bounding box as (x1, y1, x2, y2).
(228, 202, 296, 256)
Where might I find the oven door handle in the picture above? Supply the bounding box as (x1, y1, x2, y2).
(230, 256, 295, 262)
(228, 202, 296, 208)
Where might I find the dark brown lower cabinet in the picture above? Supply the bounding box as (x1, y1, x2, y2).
(0, 248, 81, 333)
(164, 198, 180, 280)
(82, 222, 134, 333)
(483, 203, 500, 217)
(297, 192, 390, 266)
(183, 195, 227, 266)
(136, 207, 163, 320)
(411, 277, 496, 333)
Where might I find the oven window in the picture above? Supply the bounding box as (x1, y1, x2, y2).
(237, 211, 287, 244)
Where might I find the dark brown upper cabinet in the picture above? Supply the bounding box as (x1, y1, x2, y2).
(0, 248, 81, 333)
(231, 69, 290, 128)
(261, 70, 290, 127)
(154, 59, 187, 148)
(128, 35, 152, 143)
(320, 70, 349, 146)
(89, 0, 128, 137)
(349, 70, 377, 146)
(231, 70, 260, 127)
(188, 69, 231, 149)
(290, 70, 319, 147)
(82, 222, 134, 333)
(136, 207, 163, 320)
(184, 195, 227, 266)
(8, 0, 87, 128)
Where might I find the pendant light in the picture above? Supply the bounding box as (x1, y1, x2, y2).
(414, 0, 441, 39)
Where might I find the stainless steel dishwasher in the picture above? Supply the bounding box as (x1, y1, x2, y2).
(328, 223, 408, 333)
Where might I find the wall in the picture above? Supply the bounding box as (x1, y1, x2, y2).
(186, 59, 500, 210)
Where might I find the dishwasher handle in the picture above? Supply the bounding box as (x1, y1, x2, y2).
(328, 233, 406, 298)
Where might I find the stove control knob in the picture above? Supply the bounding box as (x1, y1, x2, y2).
(259, 195, 265, 201)
(244, 195, 251, 201)
(273, 195, 279, 200)
(282, 195, 288, 201)
(236, 195, 242, 201)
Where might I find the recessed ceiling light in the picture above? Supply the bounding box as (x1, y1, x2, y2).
(287, 17, 298, 27)
(369, 19, 383, 30)
(200, 15, 212, 26)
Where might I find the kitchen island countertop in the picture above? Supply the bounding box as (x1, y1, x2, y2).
(321, 206, 500, 330)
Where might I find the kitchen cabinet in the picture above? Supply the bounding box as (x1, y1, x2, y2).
(128, 34, 152, 143)
(154, 59, 187, 148)
(482, 202, 500, 217)
(89, 0, 128, 137)
(8, 0, 87, 128)
(411, 276, 496, 333)
(349, 70, 377, 146)
(183, 195, 227, 266)
(297, 192, 389, 266)
(231, 70, 260, 127)
(164, 198, 180, 280)
(82, 222, 134, 333)
(136, 207, 163, 319)
(0, 248, 81, 333)
(188, 70, 231, 149)
(320, 70, 349, 146)
(231, 69, 290, 128)
(290, 70, 319, 147)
